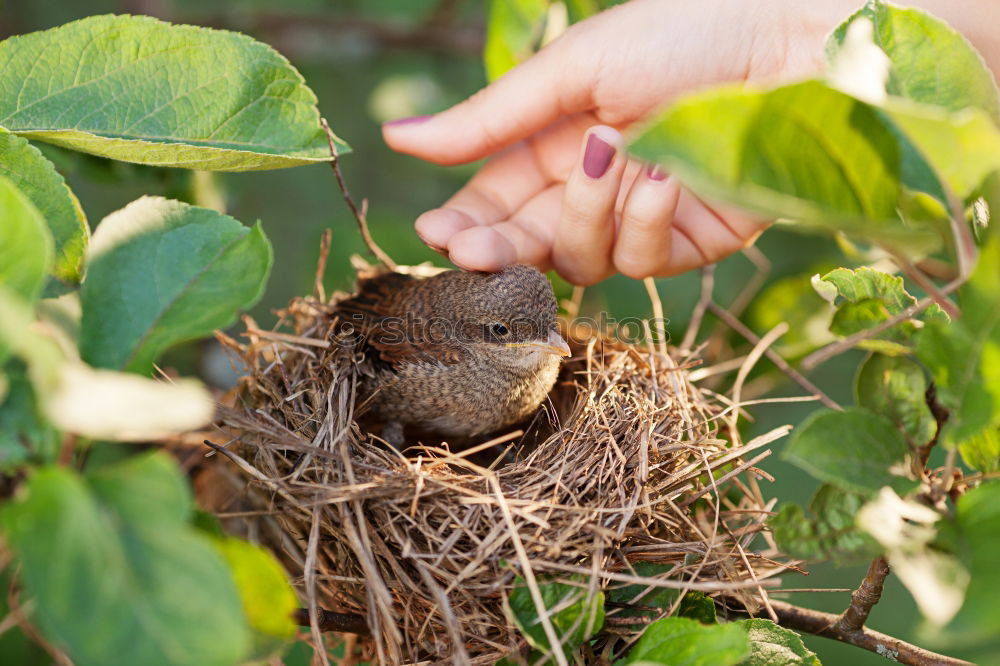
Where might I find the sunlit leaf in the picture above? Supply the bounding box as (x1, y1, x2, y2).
(0, 15, 346, 171)
(80, 196, 272, 373)
(0, 129, 86, 282)
(855, 353, 935, 446)
(620, 616, 749, 665)
(0, 175, 53, 302)
(738, 619, 820, 666)
(770, 484, 880, 564)
(506, 574, 604, 660)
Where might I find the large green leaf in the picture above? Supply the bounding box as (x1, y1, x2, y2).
(827, 0, 1000, 121)
(0, 175, 53, 302)
(0, 15, 346, 171)
(619, 616, 749, 666)
(0, 129, 87, 282)
(917, 231, 1000, 447)
(769, 484, 879, 564)
(629, 80, 942, 247)
(485, 0, 552, 82)
(855, 353, 935, 446)
(506, 574, 604, 660)
(783, 408, 915, 494)
(738, 619, 820, 666)
(80, 196, 272, 373)
(1, 455, 252, 666)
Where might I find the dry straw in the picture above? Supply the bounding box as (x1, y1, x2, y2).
(211, 260, 795, 665)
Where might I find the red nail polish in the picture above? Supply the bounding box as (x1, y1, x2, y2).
(646, 164, 667, 181)
(583, 134, 615, 179)
(384, 114, 433, 127)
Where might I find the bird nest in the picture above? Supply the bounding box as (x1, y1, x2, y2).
(211, 263, 790, 665)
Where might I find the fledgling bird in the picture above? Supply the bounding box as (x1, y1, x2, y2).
(334, 265, 570, 443)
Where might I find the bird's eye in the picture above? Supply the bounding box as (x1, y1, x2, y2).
(490, 323, 510, 338)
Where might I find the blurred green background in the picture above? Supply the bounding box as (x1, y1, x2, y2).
(1, 0, 987, 663)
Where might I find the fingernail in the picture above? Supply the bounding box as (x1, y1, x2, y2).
(383, 114, 433, 127)
(583, 134, 615, 179)
(646, 164, 667, 181)
(415, 229, 445, 253)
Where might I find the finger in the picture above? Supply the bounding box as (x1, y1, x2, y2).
(552, 125, 626, 285)
(613, 165, 681, 279)
(447, 186, 564, 271)
(381, 38, 595, 165)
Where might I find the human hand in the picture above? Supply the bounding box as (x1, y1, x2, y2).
(382, 0, 849, 284)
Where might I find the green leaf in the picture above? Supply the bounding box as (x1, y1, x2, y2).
(630, 80, 939, 249)
(214, 537, 298, 654)
(747, 272, 836, 358)
(0, 361, 60, 472)
(737, 619, 820, 666)
(0, 175, 53, 302)
(827, 0, 1000, 120)
(1, 456, 252, 666)
(885, 102, 1000, 203)
(959, 428, 1000, 474)
(80, 196, 272, 373)
(944, 481, 1000, 642)
(605, 562, 678, 627)
(821, 267, 942, 343)
(0, 15, 346, 171)
(485, 0, 551, 82)
(0, 129, 87, 283)
(620, 617, 749, 666)
(917, 230, 1000, 446)
(769, 484, 880, 564)
(677, 592, 717, 625)
(855, 353, 935, 446)
(783, 408, 915, 494)
(506, 574, 605, 660)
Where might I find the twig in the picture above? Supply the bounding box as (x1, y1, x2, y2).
(732, 598, 974, 666)
(319, 117, 397, 271)
(919, 383, 950, 469)
(800, 277, 964, 371)
(680, 266, 714, 353)
(314, 228, 331, 302)
(707, 302, 842, 411)
(293, 608, 370, 635)
(836, 557, 889, 633)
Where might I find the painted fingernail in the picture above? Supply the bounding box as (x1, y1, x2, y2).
(646, 164, 667, 181)
(383, 114, 433, 127)
(583, 134, 615, 179)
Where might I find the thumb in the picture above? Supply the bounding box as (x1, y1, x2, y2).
(381, 36, 594, 166)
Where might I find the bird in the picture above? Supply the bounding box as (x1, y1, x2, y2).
(333, 265, 571, 444)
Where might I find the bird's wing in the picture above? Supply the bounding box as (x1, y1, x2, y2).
(334, 271, 467, 369)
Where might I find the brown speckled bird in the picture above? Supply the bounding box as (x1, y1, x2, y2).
(335, 265, 570, 443)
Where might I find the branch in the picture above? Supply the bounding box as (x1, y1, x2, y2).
(293, 607, 370, 635)
(320, 117, 397, 271)
(836, 557, 889, 633)
(919, 382, 950, 469)
(706, 302, 842, 411)
(726, 597, 973, 666)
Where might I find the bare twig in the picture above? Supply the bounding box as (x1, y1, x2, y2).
(680, 266, 715, 353)
(319, 117, 397, 271)
(727, 597, 974, 666)
(707, 302, 842, 411)
(836, 557, 889, 633)
(919, 383, 950, 469)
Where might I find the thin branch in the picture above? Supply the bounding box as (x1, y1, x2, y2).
(293, 607, 370, 635)
(726, 597, 973, 666)
(680, 266, 715, 353)
(313, 227, 332, 302)
(836, 557, 889, 633)
(707, 302, 842, 411)
(319, 117, 397, 271)
(919, 382, 950, 469)
(800, 277, 964, 371)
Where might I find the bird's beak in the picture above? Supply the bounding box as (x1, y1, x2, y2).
(509, 330, 571, 357)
